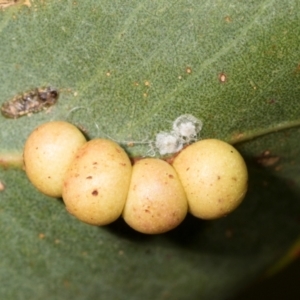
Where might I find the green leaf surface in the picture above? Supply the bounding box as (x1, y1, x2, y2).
(0, 1, 300, 299)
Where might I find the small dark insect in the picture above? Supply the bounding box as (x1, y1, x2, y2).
(1, 86, 59, 119)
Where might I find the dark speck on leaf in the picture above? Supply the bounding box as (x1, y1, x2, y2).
(92, 190, 98, 196)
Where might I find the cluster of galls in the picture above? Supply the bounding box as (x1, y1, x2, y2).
(23, 121, 248, 234)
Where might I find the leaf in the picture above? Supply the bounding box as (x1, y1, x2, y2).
(1, 1, 300, 299)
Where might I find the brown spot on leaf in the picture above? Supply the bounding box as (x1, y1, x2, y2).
(186, 67, 192, 74)
(224, 16, 232, 23)
(38, 233, 45, 239)
(86, 176, 92, 179)
(267, 98, 276, 104)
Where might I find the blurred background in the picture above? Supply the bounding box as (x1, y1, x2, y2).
(233, 256, 300, 300)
